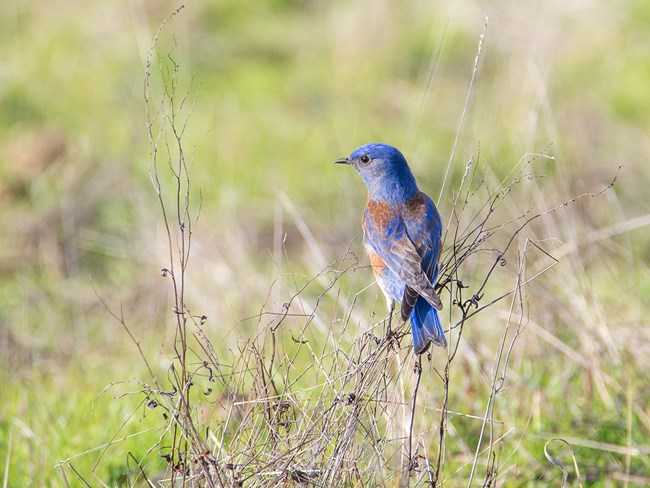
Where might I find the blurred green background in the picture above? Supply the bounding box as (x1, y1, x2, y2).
(1, 0, 649, 485)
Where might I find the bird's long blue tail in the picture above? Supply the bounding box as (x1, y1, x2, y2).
(410, 297, 447, 354)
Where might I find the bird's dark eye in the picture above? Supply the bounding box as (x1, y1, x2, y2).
(360, 154, 371, 164)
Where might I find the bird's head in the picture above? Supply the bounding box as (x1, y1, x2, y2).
(335, 143, 418, 203)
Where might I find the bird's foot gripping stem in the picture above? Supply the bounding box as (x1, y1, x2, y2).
(384, 310, 401, 350)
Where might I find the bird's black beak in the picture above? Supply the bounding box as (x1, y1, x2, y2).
(334, 157, 350, 165)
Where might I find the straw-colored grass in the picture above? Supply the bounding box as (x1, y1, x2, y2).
(2, 1, 649, 486)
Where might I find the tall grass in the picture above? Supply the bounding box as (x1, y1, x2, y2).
(53, 9, 635, 486)
(2, 2, 649, 486)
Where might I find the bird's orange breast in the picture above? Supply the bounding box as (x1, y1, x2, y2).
(366, 249, 387, 278)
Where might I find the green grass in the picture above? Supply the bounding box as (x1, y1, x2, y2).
(1, 0, 649, 486)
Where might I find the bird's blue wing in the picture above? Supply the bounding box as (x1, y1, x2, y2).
(363, 195, 442, 311)
(400, 192, 443, 319)
(402, 192, 442, 281)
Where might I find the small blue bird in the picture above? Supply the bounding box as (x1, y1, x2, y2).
(335, 143, 446, 354)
